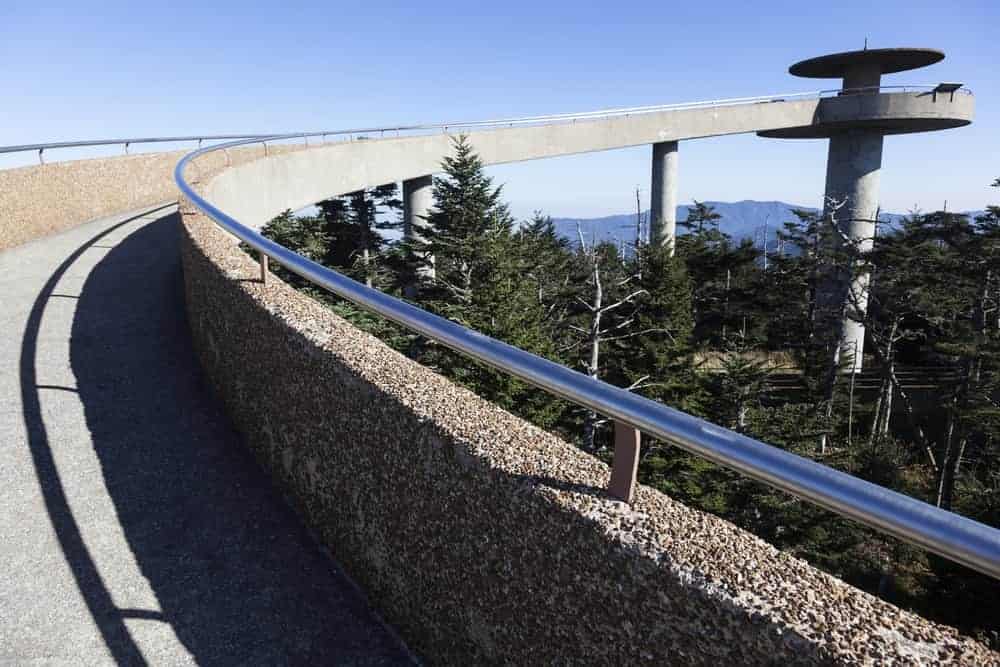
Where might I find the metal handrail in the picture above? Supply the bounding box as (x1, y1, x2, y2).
(422, 84, 970, 129)
(173, 86, 999, 580)
(0, 135, 273, 155)
(0, 134, 286, 165)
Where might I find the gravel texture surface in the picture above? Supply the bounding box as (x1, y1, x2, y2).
(0, 144, 304, 251)
(180, 185, 1000, 665)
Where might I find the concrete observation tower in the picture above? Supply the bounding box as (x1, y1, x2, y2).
(757, 48, 972, 372)
(396, 46, 971, 377)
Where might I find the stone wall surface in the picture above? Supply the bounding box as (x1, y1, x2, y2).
(0, 144, 302, 251)
(178, 198, 999, 665)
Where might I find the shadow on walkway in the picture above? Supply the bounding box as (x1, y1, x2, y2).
(20, 209, 412, 664)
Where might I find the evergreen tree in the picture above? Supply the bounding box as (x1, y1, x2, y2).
(763, 210, 822, 356)
(419, 135, 563, 427)
(676, 201, 763, 345)
(421, 136, 513, 316)
(519, 211, 572, 309)
(623, 242, 700, 411)
(257, 209, 329, 289)
(315, 185, 402, 289)
(679, 199, 722, 234)
(316, 197, 355, 269)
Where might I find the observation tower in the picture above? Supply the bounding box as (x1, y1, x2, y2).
(759, 48, 972, 372)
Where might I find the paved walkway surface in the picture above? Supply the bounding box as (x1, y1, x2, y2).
(0, 205, 414, 665)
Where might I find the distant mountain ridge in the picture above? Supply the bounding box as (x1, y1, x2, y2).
(551, 200, 983, 248)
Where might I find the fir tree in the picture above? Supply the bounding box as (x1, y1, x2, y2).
(421, 135, 514, 316)
(419, 135, 563, 427)
(257, 209, 329, 289)
(679, 199, 722, 234)
(624, 242, 700, 411)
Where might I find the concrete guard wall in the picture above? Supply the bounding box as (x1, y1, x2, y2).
(0, 144, 303, 251)
(178, 168, 995, 663)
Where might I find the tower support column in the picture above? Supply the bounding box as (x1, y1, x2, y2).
(650, 141, 678, 254)
(403, 175, 435, 285)
(759, 46, 969, 376)
(820, 129, 884, 373)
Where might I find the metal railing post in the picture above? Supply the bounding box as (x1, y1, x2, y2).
(260, 253, 269, 285)
(608, 422, 641, 503)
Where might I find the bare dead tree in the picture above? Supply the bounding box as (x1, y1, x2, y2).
(567, 224, 647, 451)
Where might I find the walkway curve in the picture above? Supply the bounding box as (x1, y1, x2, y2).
(0, 204, 414, 664)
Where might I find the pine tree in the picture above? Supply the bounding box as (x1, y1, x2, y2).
(679, 200, 722, 234)
(257, 209, 330, 288)
(519, 211, 571, 308)
(418, 135, 564, 427)
(763, 210, 822, 356)
(314, 185, 402, 289)
(623, 242, 700, 411)
(316, 197, 355, 269)
(421, 136, 514, 316)
(676, 201, 763, 346)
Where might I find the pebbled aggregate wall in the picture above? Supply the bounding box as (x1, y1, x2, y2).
(179, 193, 998, 664)
(0, 144, 302, 251)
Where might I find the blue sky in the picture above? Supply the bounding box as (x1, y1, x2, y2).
(2, 0, 996, 217)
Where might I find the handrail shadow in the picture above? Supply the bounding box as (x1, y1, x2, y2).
(19, 209, 153, 664)
(20, 207, 411, 664)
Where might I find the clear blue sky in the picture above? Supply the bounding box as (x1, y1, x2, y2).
(2, 0, 997, 217)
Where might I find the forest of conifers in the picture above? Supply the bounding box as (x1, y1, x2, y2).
(254, 136, 999, 646)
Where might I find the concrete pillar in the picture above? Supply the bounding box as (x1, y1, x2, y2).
(841, 63, 882, 91)
(650, 141, 678, 254)
(820, 129, 884, 373)
(403, 175, 435, 283)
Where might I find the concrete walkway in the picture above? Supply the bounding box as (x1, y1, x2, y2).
(0, 205, 414, 665)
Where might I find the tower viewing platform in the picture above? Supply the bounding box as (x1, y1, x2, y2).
(760, 47, 973, 374)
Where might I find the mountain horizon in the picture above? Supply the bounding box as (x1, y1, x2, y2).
(551, 200, 985, 248)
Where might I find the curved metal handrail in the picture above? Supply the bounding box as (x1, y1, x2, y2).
(174, 86, 998, 580)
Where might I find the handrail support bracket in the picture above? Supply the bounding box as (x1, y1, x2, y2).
(608, 422, 641, 504)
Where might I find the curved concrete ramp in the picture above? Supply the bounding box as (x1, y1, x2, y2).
(0, 204, 413, 664)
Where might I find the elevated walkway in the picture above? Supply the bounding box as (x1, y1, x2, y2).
(0, 204, 412, 664)
(0, 69, 995, 661)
